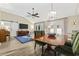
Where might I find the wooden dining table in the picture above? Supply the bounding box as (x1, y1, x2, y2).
(33, 35, 68, 55)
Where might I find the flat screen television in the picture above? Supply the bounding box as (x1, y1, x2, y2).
(19, 23, 28, 29)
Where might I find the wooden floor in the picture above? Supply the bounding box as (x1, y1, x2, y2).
(0, 37, 44, 56)
(0, 37, 63, 56)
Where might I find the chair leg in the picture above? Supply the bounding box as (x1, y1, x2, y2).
(43, 47, 48, 56)
(55, 46, 61, 56)
(34, 41, 36, 50)
(44, 45, 57, 56)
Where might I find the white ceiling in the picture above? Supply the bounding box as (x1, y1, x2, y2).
(53, 3, 79, 19)
(0, 3, 79, 23)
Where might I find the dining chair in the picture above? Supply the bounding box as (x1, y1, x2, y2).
(34, 31, 46, 55)
(55, 31, 79, 56)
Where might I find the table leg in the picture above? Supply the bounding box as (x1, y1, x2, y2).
(44, 44, 57, 56)
(41, 45, 44, 56)
(34, 41, 36, 50)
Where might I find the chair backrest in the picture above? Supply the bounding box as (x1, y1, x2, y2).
(34, 31, 45, 39)
(0, 29, 7, 42)
(71, 31, 79, 44)
(72, 32, 79, 54)
(41, 31, 45, 36)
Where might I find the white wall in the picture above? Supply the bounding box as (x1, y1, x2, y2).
(0, 10, 33, 31)
(34, 18, 67, 35)
(10, 22, 19, 36)
(34, 15, 79, 40)
(66, 15, 79, 34)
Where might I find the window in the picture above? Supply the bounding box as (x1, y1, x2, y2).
(56, 25, 62, 35)
(57, 28, 62, 35)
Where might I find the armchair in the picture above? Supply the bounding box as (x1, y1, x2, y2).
(55, 31, 79, 56)
(0, 29, 7, 42)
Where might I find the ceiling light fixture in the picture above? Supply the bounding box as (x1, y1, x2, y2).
(50, 11, 56, 15)
(49, 11, 56, 19)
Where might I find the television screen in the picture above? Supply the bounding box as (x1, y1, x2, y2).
(19, 23, 28, 29)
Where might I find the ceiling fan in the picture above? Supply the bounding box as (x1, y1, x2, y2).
(27, 8, 39, 18)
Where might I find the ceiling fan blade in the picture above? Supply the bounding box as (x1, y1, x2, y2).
(35, 15, 40, 18)
(32, 13, 39, 16)
(34, 13, 38, 15)
(27, 12, 32, 15)
(27, 8, 39, 18)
